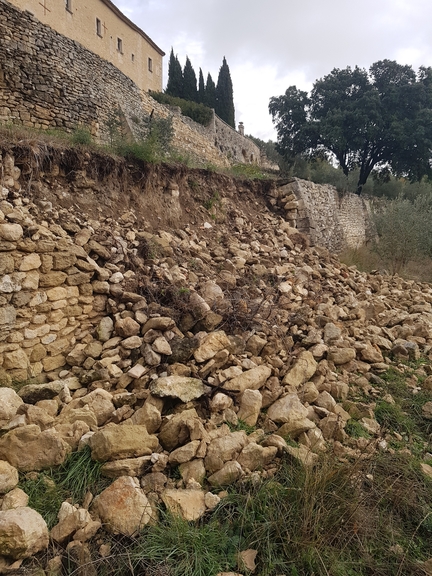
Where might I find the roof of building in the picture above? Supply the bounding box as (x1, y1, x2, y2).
(100, 0, 165, 56)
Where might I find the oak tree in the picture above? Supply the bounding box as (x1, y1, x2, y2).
(269, 60, 432, 194)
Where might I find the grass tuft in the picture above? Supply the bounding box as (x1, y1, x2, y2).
(19, 446, 106, 529)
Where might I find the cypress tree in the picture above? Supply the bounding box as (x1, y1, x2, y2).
(215, 57, 235, 127)
(205, 73, 216, 109)
(183, 56, 198, 102)
(198, 68, 205, 104)
(166, 48, 183, 98)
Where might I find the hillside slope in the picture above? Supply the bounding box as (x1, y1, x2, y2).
(0, 141, 432, 575)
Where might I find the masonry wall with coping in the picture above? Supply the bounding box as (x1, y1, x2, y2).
(0, 0, 260, 168)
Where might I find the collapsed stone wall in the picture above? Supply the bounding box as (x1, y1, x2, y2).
(271, 178, 372, 253)
(0, 146, 276, 384)
(0, 0, 260, 168)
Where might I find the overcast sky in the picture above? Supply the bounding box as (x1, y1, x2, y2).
(113, 0, 432, 140)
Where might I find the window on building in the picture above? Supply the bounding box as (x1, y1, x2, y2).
(148, 57, 153, 72)
(96, 18, 102, 37)
(65, 0, 72, 13)
(117, 38, 123, 53)
(131, 53, 135, 62)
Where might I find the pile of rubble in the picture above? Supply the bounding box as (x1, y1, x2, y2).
(1, 149, 432, 573)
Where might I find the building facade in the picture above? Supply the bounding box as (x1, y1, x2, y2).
(7, 0, 164, 92)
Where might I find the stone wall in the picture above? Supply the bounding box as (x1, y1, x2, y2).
(0, 0, 231, 167)
(0, 0, 260, 168)
(6, 0, 164, 93)
(271, 178, 372, 253)
(214, 116, 260, 164)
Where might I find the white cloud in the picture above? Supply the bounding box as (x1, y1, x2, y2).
(111, 0, 432, 139)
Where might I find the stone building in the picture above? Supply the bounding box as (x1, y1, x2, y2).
(6, 0, 164, 92)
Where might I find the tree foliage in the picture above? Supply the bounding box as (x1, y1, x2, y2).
(166, 48, 183, 98)
(215, 57, 235, 127)
(269, 60, 432, 194)
(183, 57, 198, 103)
(205, 73, 216, 109)
(198, 68, 205, 104)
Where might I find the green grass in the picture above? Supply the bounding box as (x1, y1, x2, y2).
(228, 163, 269, 179)
(227, 419, 257, 435)
(19, 446, 106, 529)
(345, 419, 371, 439)
(370, 364, 432, 459)
(82, 450, 432, 576)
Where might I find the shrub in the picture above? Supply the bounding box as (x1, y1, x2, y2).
(71, 126, 92, 145)
(114, 114, 174, 163)
(372, 195, 432, 274)
(150, 91, 214, 126)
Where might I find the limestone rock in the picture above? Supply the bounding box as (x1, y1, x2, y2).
(238, 549, 257, 573)
(50, 502, 92, 544)
(267, 394, 309, 424)
(161, 489, 206, 521)
(205, 431, 248, 474)
(1, 488, 29, 510)
(327, 347, 356, 365)
(237, 443, 278, 471)
(223, 366, 272, 393)
(282, 351, 317, 387)
(71, 389, 115, 426)
(0, 461, 19, 494)
(278, 418, 316, 439)
(207, 461, 243, 487)
(92, 476, 154, 536)
(158, 409, 200, 451)
(100, 456, 153, 478)
(130, 403, 162, 434)
(18, 380, 72, 404)
(179, 459, 206, 485)
(168, 441, 201, 466)
(0, 223, 23, 242)
(0, 507, 49, 559)
(115, 317, 140, 338)
(193, 331, 231, 363)
(0, 425, 70, 471)
(360, 342, 384, 363)
(90, 425, 159, 461)
(97, 317, 114, 342)
(149, 375, 205, 403)
(237, 389, 262, 426)
(0, 388, 23, 423)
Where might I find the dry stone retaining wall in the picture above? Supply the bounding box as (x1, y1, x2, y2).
(0, 0, 259, 168)
(273, 178, 372, 253)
